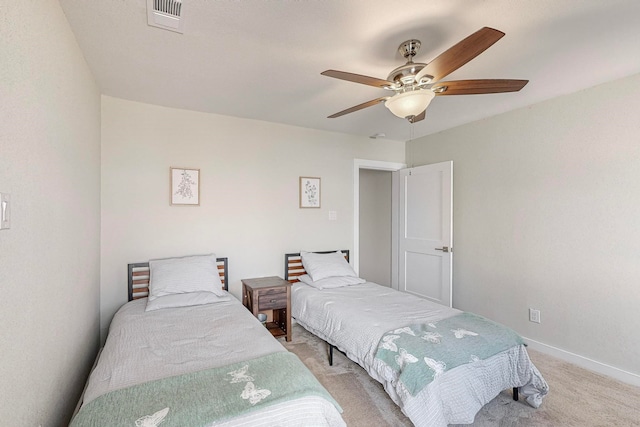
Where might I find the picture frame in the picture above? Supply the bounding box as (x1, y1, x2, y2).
(170, 167, 200, 206)
(299, 176, 321, 208)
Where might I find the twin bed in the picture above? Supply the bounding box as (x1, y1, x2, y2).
(71, 254, 345, 427)
(72, 250, 548, 427)
(285, 250, 549, 427)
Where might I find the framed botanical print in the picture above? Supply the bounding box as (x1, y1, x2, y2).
(170, 167, 200, 206)
(299, 176, 321, 208)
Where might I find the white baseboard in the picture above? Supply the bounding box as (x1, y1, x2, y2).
(523, 337, 640, 388)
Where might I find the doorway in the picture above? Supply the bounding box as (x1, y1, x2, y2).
(353, 159, 405, 288)
(359, 169, 392, 286)
(353, 159, 453, 306)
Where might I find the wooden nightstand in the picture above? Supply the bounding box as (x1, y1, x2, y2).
(241, 276, 292, 342)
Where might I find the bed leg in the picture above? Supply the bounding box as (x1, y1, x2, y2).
(513, 387, 519, 401)
(329, 344, 334, 366)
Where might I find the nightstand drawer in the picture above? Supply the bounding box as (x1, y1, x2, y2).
(258, 288, 287, 310)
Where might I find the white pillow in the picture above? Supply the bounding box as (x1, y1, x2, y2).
(300, 250, 357, 281)
(298, 274, 365, 289)
(145, 291, 230, 312)
(148, 254, 225, 300)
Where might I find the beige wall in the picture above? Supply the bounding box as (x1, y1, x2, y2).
(407, 73, 640, 380)
(359, 169, 392, 286)
(0, 1, 101, 425)
(101, 96, 404, 338)
(5, 5, 636, 422)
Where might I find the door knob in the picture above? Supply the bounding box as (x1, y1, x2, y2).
(435, 246, 450, 253)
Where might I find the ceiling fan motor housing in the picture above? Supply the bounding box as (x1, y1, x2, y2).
(387, 62, 428, 87)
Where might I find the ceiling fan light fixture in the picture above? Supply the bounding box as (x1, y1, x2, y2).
(384, 90, 435, 119)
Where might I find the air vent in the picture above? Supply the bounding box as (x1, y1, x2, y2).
(147, 0, 184, 33)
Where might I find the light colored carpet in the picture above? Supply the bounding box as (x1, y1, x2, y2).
(282, 324, 640, 426)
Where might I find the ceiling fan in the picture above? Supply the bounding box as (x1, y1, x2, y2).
(322, 27, 528, 123)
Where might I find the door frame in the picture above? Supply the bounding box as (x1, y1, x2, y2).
(353, 159, 406, 287)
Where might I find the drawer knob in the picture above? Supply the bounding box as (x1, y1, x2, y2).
(270, 299, 277, 303)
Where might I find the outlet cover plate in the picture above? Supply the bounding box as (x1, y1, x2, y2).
(529, 308, 541, 323)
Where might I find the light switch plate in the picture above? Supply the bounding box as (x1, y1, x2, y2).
(1, 193, 10, 230)
(328, 210, 337, 221)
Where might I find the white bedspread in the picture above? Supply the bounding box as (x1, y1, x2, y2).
(81, 295, 345, 427)
(292, 282, 548, 427)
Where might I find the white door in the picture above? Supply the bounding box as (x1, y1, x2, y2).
(398, 161, 453, 307)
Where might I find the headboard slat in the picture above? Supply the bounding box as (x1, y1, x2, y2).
(127, 257, 228, 301)
(132, 271, 148, 276)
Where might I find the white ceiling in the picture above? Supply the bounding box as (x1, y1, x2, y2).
(59, 0, 640, 141)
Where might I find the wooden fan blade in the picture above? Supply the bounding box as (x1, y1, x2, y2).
(327, 97, 389, 118)
(408, 110, 426, 123)
(432, 79, 528, 95)
(415, 27, 505, 83)
(322, 70, 394, 89)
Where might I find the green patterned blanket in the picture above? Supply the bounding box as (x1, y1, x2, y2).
(375, 312, 525, 396)
(71, 351, 341, 427)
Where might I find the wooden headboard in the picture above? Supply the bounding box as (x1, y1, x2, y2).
(284, 250, 350, 283)
(127, 257, 229, 301)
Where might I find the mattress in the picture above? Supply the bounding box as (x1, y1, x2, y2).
(79, 296, 345, 426)
(292, 281, 548, 427)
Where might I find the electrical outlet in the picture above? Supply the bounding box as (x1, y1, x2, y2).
(529, 308, 541, 324)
